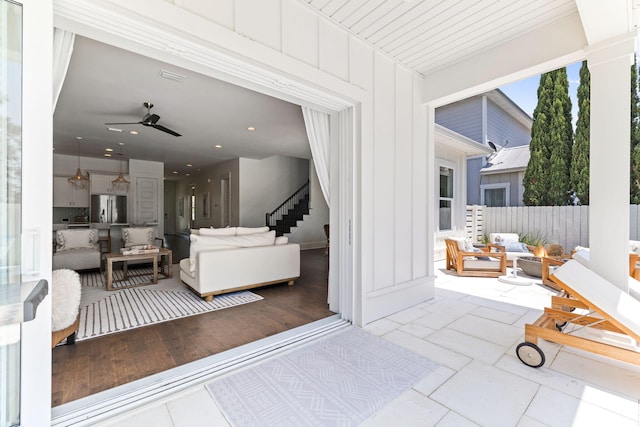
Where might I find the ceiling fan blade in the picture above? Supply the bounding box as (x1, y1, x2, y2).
(144, 114, 161, 125)
(152, 124, 181, 137)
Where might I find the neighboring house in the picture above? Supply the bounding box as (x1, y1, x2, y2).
(480, 145, 530, 206)
(435, 124, 492, 259)
(435, 89, 533, 206)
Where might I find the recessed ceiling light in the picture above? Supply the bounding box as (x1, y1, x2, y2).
(214, 144, 222, 148)
(186, 164, 192, 167)
(129, 130, 139, 135)
(185, 173, 190, 177)
(105, 148, 114, 152)
(247, 127, 255, 131)
(173, 171, 178, 174)
(75, 136, 83, 140)
(104, 153, 112, 157)
(118, 142, 125, 146)
(107, 127, 122, 132)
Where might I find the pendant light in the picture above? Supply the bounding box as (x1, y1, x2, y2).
(68, 138, 89, 189)
(112, 143, 130, 192)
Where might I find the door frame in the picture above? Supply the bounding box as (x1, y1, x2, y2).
(20, 0, 55, 425)
(50, 1, 357, 422)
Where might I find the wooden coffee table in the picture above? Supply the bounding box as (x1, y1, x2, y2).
(104, 247, 173, 291)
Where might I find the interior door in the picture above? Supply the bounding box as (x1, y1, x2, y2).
(136, 177, 158, 225)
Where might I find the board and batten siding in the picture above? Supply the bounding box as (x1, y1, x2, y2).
(486, 99, 531, 148)
(144, 0, 433, 324)
(435, 96, 483, 143)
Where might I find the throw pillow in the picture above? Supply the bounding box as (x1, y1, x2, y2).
(236, 226, 270, 235)
(199, 227, 237, 236)
(503, 241, 528, 252)
(56, 229, 96, 251)
(471, 247, 490, 261)
(123, 227, 154, 247)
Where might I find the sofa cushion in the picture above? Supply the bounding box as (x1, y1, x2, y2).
(52, 247, 101, 271)
(189, 231, 277, 273)
(200, 227, 237, 236)
(123, 227, 154, 247)
(56, 229, 97, 251)
(275, 236, 288, 245)
(236, 226, 270, 235)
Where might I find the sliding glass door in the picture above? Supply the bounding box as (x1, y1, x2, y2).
(1, 1, 53, 426)
(0, 2, 23, 425)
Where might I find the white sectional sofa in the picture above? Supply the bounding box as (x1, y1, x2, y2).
(179, 226, 300, 301)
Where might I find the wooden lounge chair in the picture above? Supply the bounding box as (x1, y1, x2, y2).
(516, 260, 640, 368)
(444, 238, 507, 278)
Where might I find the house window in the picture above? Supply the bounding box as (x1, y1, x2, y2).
(439, 166, 454, 230)
(481, 184, 510, 207)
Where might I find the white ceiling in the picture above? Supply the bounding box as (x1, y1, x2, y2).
(53, 36, 311, 180)
(304, 0, 578, 75)
(54, 0, 625, 181)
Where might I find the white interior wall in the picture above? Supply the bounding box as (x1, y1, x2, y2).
(53, 153, 124, 175)
(238, 155, 309, 227)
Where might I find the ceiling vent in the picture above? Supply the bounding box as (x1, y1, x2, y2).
(159, 69, 185, 82)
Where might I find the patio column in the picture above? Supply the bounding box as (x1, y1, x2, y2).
(587, 34, 635, 290)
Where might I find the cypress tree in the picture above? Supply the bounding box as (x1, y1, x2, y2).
(631, 56, 640, 203)
(523, 72, 554, 205)
(571, 61, 590, 204)
(547, 68, 573, 205)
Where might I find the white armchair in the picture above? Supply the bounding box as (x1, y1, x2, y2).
(52, 229, 102, 271)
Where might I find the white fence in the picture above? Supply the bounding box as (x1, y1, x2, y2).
(467, 204, 640, 251)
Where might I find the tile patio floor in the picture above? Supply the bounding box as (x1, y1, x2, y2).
(93, 261, 640, 426)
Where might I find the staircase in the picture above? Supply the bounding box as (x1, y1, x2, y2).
(265, 181, 310, 236)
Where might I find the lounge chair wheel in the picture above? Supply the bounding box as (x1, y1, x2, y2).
(516, 342, 545, 368)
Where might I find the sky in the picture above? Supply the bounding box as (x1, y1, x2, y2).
(499, 61, 582, 127)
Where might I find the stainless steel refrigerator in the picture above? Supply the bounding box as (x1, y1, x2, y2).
(90, 194, 128, 224)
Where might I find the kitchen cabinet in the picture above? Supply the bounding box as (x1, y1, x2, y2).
(53, 176, 90, 207)
(90, 173, 129, 195)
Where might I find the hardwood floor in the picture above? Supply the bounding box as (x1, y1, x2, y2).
(51, 244, 333, 406)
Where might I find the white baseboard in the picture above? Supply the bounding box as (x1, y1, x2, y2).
(300, 241, 325, 250)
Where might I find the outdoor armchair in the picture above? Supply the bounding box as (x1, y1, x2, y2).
(444, 238, 507, 278)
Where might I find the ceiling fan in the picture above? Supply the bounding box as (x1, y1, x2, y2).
(105, 102, 181, 137)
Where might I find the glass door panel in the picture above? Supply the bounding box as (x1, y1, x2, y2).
(0, 1, 22, 426)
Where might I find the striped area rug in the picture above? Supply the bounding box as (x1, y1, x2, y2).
(80, 265, 159, 290)
(76, 267, 263, 341)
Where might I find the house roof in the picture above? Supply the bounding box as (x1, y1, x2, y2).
(480, 145, 530, 174)
(435, 124, 493, 156)
(486, 89, 533, 129)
